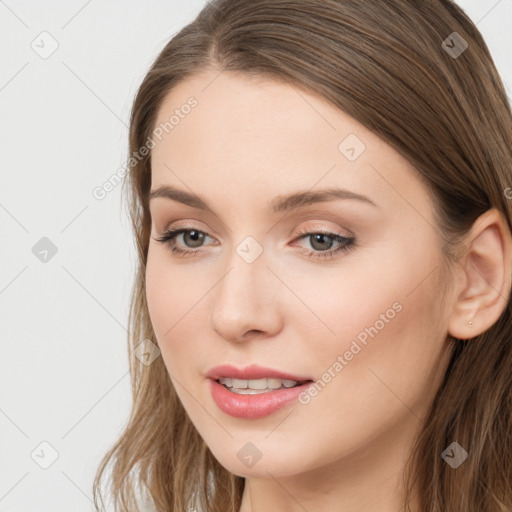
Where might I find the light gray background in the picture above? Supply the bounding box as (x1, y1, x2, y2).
(0, 1, 511, 510)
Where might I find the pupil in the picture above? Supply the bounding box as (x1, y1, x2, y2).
(185, 230, 204, 248)
(311, 234, 333, 251)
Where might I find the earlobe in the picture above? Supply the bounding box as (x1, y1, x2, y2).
(448, 208, 512, 340)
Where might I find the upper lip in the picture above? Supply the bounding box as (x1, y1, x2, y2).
(206, 364, 313, 382)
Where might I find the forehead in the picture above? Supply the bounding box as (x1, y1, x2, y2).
(149, 69, 430, 220)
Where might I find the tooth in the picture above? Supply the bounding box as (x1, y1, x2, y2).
(247, 378, 268, 390)
(267, 378, 282, 389)
(220, 377, 302, 391)
(231, 378, 248, 389)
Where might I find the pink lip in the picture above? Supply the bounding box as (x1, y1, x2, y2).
(208, 378, 313, 419)
(205, 364, 312, 381)
(206, 364, 314, 419)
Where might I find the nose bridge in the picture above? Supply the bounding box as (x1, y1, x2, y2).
(215, 241, 269, 314)
(210, 238, 282, 340)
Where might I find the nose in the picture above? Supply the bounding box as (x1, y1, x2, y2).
(210, 253, 283, 343)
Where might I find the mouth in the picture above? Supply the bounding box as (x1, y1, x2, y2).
(206, 364, 315, 418)
(215, 377, 312, 394)
(208, 377, 315, 419)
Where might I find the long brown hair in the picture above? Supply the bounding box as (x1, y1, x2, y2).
(93, 1, 512, 510)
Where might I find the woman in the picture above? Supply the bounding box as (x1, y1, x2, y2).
(93, 1, 512, 510)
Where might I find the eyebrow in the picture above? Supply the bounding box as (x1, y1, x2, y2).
(149, 185, 379, 213)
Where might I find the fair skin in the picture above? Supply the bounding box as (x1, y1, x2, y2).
(145, 68, 511, 512)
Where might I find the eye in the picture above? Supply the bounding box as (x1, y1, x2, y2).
(154, 228, 214, 257)
(292, 226, 355, 260)
(153, 226, 355, 261)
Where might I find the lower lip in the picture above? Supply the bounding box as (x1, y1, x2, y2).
(208, 378, 313, 419)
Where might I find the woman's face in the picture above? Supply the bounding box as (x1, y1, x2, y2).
(146, 69, 455, 483)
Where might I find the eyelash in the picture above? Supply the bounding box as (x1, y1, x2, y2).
(153, 225, 355, 261)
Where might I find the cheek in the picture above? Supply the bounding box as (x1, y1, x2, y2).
(145, 250, 209, 375)
(290, 245, 445, 404)
(286, 254, 422, 350)
(260, 255, 447, 469)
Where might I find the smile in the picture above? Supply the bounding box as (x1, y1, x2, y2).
(209, 378, 314, 419)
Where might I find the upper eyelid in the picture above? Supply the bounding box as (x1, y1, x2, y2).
(159, 216, 352, 234)
(161, 222, 349, 235)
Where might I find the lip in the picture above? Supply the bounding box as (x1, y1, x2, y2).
(206, 364, 314, 419)
(208, 378, 314, 419)
(205, 364, 312, 382)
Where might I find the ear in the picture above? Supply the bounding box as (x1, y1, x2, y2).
(448, 208, 512, 340)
